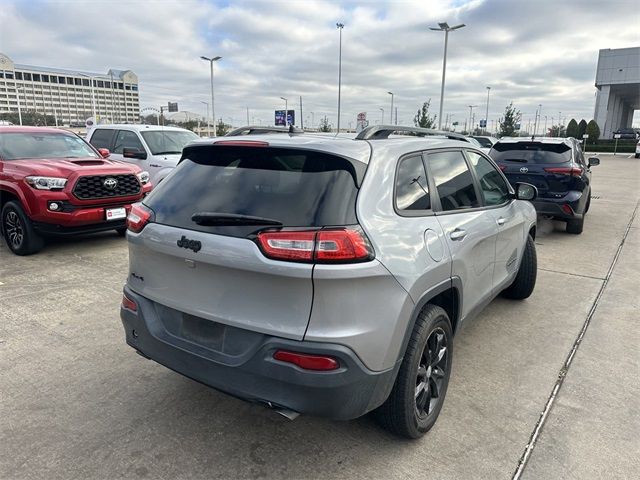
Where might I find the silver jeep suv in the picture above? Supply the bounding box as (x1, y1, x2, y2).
(120, 126, 538, 438)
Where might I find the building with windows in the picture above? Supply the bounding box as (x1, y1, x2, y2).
(593, 47, 639, 138)
(0, 52, 140, 125)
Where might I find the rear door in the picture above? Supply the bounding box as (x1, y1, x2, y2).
(128, 144, 364, 340)
(426, 150, 498, 321)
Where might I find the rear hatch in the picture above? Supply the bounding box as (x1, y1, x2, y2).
(127, 142, 366, 340)
(489, 141, 580, 198)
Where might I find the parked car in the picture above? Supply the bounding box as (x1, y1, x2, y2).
(612, 128, 638, 139)
(488, 137, 599, 234)
(0, 126, 152, 255)
(120, 125, 538, 438)
(86, 124, 200, 185)
(472, 136, 499, 149)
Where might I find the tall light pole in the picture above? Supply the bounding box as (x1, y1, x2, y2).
(379, 107, 384, 124)
(200, 101, 210, 136)
(200, 55, 222, 136)
(544, 115, 548, 137)
(388, 91, 394, 125)
(336, 23, 344, 133)
(468, 105, 477, 134)
(280, 97, 288, 126)
(430, 21, 466, 130)
(534, 103, 542, 136)
(484, 86, 491, 134)
(77, 73, 97, 122)
(16, 86, 23, 126)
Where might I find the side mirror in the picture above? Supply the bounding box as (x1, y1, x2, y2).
(515, 182, 537, 201)
(123, 147, 147, 160)
(588, 157, 600, 167)
(97, 148, 110, 158)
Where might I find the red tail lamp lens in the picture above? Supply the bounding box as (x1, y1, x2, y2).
(315, 229, 372, 262)
(256, 231, 316, 261)
(127, 203, 153, 233)
(561, 204, 574, 215)
(122, 293, 137, 312)
(544, 167, 583, 177)
(273, 350, 339, 371)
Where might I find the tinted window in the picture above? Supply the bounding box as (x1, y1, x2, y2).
(145, 146, 362, 237)
(395, 155, 430, 211)
(490, 142, 572, 164)
(89, 129, 115, 150)
(113, 130, 144, 154)
(472, 137, 493, 148)
(0, 132, 99, 160)
(428, 151, 479, 211)
(467, 151, 510, 206)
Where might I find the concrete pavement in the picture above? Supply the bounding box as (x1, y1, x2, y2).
(1, 154, 638, 479)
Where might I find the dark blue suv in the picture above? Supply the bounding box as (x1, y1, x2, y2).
(489, 137, 599, 234)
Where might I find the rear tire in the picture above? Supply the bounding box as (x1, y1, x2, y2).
(116, 227, 127, 237)
(1, 201, 44, 255)
(566, 217, 584, 234)
(374, 305, 453, 439)
(502, 235, 537, 300)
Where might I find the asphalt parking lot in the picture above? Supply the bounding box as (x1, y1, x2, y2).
(1, 154, 638, 480)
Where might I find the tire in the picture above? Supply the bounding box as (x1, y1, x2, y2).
(374, 305, 453, 439)
(566, 217, 584, 234)
(635, 153, 639, 159)
(115, 227, 127, 237)
(1, 201, 44, 255)
(502, 234, 537, 300)
(584, 196, 591, 214)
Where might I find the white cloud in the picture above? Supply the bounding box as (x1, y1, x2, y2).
(1, 0, 638, 129)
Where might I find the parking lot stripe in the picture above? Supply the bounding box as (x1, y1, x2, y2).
(512, 200, 640, 480)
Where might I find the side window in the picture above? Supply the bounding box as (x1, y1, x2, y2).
(113, 130, 144, 154)
(467, 151, 510, 206)
(88, 129, 114, 150)
(395, 154, 431, 212)
(428, 150, 480, 211)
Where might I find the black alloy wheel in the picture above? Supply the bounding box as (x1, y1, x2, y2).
(4, 210, 24, 250)
(415, 328, 448, 418)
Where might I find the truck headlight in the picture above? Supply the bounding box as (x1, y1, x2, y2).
(136, 171, 150, 185)
(25, 176, 68, 190)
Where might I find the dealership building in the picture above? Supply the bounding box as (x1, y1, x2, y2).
(593, 47, 640, 138)
(0, 52, 140, 125)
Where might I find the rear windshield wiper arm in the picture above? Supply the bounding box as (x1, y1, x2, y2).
(191, 212, 283, 226)
(503, 158, 528, 163)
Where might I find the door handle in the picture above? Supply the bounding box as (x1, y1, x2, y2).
(149, 163, 162, 167)
(450, 229, 467, 241)
(497, 217, 506, 226)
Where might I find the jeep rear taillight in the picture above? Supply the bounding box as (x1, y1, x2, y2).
(127, 203, 153, 233)
(256, 227, 374, 264)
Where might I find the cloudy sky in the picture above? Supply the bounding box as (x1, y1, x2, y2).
(1, 0, 639, 129)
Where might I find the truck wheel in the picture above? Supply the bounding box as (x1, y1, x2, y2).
(1, 201, 44, 255)
(374, 304, 453, 439)
(502, 235, 537, 299)
(115, 227, 127, 237)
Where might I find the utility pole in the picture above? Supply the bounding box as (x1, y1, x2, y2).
(336, 23, 344, 133)
(388, 92, 394, 125)
(468, 105, 476, 134)
(379, 107, 384, 124)
(299, 95, 303, 129)
(200, 55, 222, 136)
(484, 86, 491, 134)
(280, 97, 288, 126)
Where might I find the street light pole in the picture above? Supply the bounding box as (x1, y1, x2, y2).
(485, 86, 491, 134)
(430, 22, 466, 130)
(336, 23, 344, 133)
(280, 97, 288, 126)
(200, 55, 222, 136)
(379, 107, 384, 124)
(468, 105, 477, 134)
(200, 101, 210, 136)
(388, 91, 394, 125)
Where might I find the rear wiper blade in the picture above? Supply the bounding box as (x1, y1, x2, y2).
(191, 212, 283, 226)
(504, 158, 528, 163)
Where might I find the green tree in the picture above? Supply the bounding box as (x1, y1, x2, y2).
(413, 99, 437, 128)
(0, 110, 56, 126)
(498, 103, 520, 137)
(586, 120, 600, 143)
(216, 119, 229, 136)
(319, 116, 332, 132)
(566, 118, 579, 138)
(549, 124, 567, 137)
(578, 119, 588, 139)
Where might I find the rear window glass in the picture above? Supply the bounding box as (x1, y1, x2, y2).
(490, 142, 572, 164)
(145, 146, 363, 237)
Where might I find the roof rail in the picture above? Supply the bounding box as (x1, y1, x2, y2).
(225, 125, 304, 136)
(354, 125, 470, 142)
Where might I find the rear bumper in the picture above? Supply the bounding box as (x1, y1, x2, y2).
(120, 286, 396, 420)
(531, 191, 585, 220)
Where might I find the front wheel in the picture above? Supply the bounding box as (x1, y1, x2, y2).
(374, 305, 453, 439)
(1, 201, 44, 255)
(502, 234, 537, 299)
(566, 216, 584, 234)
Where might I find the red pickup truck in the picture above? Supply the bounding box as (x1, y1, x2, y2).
(0, 126, 152, 255)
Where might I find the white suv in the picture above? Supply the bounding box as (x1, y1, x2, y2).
(87, 124, 200, 184)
